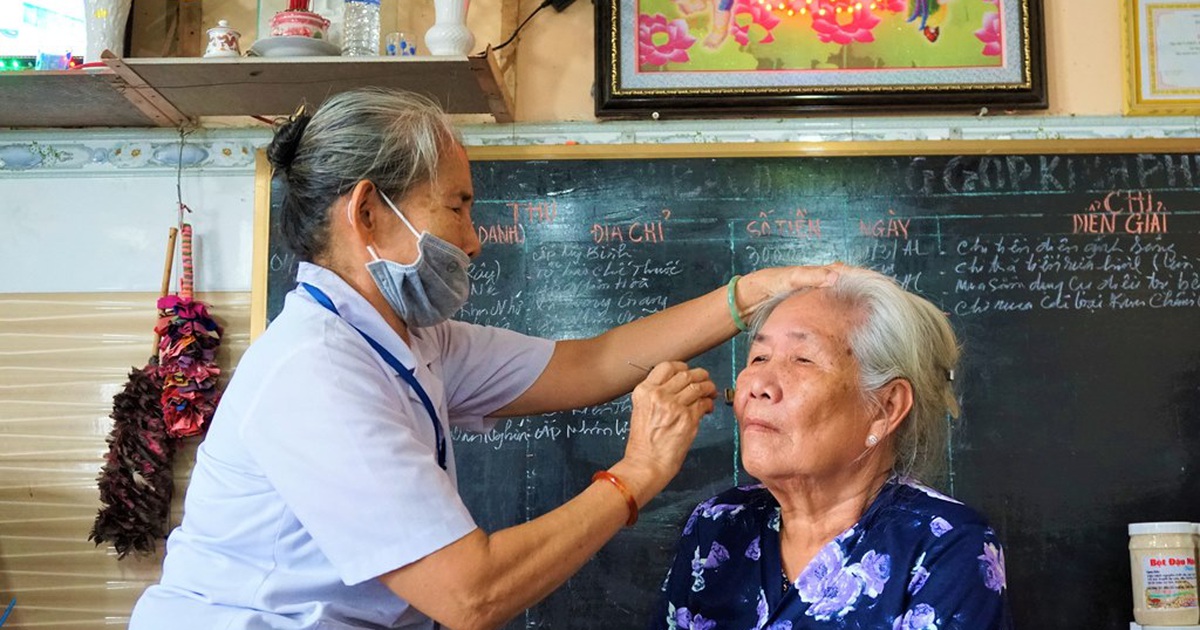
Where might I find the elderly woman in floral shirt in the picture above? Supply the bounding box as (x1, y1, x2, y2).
(651, 267, 1011, 630)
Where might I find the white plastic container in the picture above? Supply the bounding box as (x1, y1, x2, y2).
(1194, 523, 1200, 567)
(1130, 522, 1200, 626)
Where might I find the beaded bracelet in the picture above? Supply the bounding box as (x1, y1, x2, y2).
(593, 470, 638, 527)
(727, 275, 749, 332)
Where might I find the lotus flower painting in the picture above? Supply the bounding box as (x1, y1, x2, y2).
(636, 0, 1005, 72)
(600, 0, 1042, 113)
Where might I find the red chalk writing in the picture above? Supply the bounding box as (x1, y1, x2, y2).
(1073, 190, 1169, 235)
(592, 208, 671, 244)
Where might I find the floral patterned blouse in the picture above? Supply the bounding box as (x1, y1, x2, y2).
(650, 477, 1012, 630)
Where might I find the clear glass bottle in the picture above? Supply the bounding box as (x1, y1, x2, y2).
(341, 0, 380, 56)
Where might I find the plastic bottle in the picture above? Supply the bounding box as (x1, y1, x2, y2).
(1129, 522, 1200, 626)
(342, 0, 381, 56)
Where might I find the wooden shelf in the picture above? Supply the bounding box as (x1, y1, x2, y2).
(0, 52, 513, 129)
(0, 70, 157, 127)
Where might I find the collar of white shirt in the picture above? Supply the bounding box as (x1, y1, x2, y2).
(293, 261, 426, 374)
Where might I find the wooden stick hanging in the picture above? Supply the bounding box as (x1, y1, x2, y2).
(151, 227, 179, 353)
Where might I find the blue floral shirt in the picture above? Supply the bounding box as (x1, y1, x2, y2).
(650, 478, 1012, 630)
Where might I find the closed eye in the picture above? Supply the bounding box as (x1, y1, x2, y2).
(750, 355, 768, 364)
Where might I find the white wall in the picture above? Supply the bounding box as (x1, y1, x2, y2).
(0, 128, 267, 293)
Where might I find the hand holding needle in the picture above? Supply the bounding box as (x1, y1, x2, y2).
(628, 357, 729, 403)
(628, 361, 733, 405)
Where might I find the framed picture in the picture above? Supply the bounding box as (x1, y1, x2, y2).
(1122, 0, 1200, 115)
(595, 0, 1046, 117)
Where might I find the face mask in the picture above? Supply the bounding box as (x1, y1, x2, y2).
(363, 191, 471, 328)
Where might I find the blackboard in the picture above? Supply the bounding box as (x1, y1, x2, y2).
(254, 141, 1200, 630)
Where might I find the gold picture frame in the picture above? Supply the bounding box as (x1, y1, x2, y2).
(1122, 0, 1200, 115)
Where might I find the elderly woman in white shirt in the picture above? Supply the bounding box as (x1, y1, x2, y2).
(129, 88, 835, 630)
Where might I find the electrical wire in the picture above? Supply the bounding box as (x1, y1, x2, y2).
(175, 128, 194, 229)
(493, 0, 554, 51)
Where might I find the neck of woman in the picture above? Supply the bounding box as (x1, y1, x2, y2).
(773, 462, 893, 580)
(368, 292, 412, 345)
(324, 258, 412, 345)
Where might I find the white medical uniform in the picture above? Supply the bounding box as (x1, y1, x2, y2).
(130, 262, 554, 629)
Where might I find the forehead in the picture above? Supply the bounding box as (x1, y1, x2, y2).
(437, 146, 472, 190)
(754, 290, 858, 350)
(438, 143, 470, 175)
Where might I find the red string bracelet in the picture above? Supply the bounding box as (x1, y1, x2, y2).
(593, 471, 638, 527)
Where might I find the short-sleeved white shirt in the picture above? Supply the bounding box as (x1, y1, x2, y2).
(130, 263, 554, 629)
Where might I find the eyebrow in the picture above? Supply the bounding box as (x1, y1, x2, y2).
(751, 330, 812, 344)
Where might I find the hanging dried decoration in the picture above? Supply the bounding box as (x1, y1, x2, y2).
(155, 223, 223, 438)
(90, 228, 180, 558)
(91, 131, 226, 558)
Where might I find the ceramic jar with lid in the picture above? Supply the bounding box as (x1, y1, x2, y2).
(204, 20, 242, 57)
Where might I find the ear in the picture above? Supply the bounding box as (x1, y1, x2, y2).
(343, 179, 381, 246)
(868, 378, 914, 442)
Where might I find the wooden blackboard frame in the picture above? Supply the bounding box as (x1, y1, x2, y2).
(252, 136, 1200, 336)
(250, 150, 274, 339)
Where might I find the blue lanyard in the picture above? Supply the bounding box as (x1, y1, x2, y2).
(300, 282, 447, 470)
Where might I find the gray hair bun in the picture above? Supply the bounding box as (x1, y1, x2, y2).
(266, 111, 312, 171)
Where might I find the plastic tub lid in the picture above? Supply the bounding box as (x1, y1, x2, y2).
(1129, 522, 1195, 535)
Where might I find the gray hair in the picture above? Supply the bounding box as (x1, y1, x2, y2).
(746, 267, 960, 482)
(266, 88, 460, 262)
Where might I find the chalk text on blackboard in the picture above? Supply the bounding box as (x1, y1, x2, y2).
(859, 209, 911, 239)
(746, 209, 822, 238)
(592, 209, 670, 244)
(1073, 191, 1169, 235)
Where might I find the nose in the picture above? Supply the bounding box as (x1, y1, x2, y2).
(462, 222, 482, 259)
(736, 366, 781, 403)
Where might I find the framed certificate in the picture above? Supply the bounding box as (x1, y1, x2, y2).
(1122, 0, 1200, 114)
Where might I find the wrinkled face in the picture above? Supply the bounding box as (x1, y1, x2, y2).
(733, 289, 876, 483)
(375, 142, 481, 264)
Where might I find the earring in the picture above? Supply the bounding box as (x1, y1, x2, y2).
(866, 435, 879, 447)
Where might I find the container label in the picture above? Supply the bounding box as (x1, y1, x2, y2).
(1142, 555, 1199, 610)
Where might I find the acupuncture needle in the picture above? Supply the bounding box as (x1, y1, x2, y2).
(627, 361, 736, 406)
